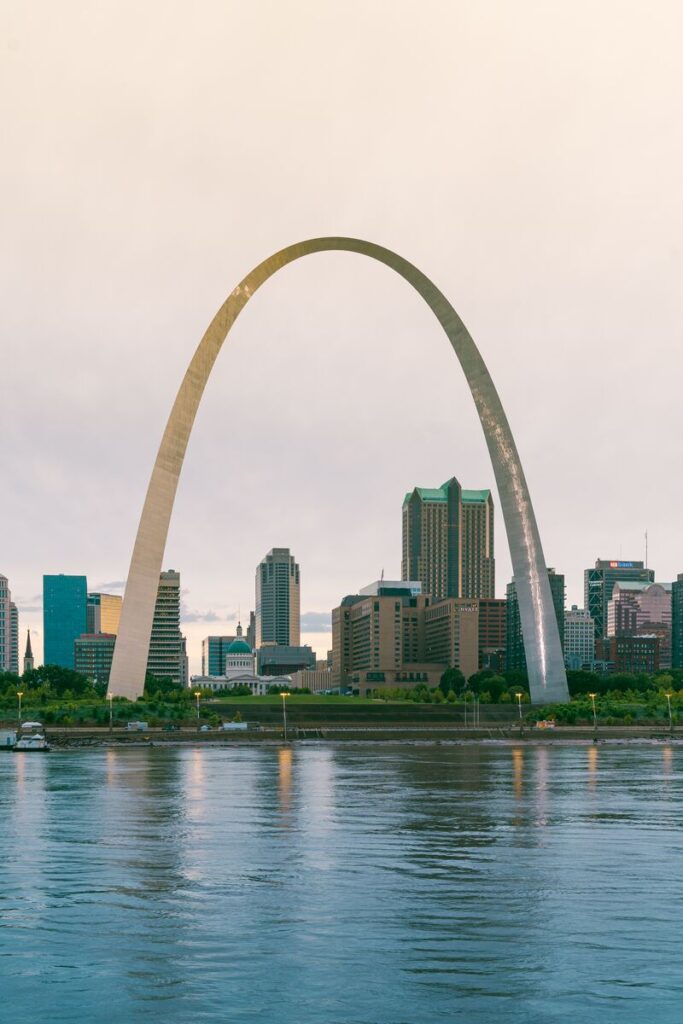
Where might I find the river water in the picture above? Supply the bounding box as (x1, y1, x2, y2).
(1, 742, 682, 1023)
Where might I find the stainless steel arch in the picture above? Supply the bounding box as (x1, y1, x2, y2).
(108, 237, 569, 703)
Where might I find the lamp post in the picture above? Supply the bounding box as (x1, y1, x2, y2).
(16, 691, 23, 727)
(516, 692, 523, 721)
(588, 692, 597, 734)
(665, 692, 673, 734)
(280, 691, 290, 741)
(194, 690, 202, 730)
(108, 693, 114, 733)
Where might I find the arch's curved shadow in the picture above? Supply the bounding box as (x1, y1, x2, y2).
(109, 238, 568, 703)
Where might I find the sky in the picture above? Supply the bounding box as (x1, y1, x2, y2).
(2, 0, 683, 675)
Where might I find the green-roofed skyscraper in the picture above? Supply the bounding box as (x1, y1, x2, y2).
(401, 478, 495, 600)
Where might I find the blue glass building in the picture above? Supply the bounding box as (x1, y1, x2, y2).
(43, 575, 87, 668)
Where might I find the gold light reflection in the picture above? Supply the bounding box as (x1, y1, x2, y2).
(587, 745, 598, 791)
(105, 748, 118, 788)
(14, 751, 25, 794)
(512, 748, 524, 800)
(663, 745, 673, 776)
(535, 746, 548, 830)
(278, 747, 293, 820)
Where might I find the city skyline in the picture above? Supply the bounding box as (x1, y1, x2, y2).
(4, 5, 683, 679)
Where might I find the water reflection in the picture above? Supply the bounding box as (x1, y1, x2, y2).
(512, 747, 524, 800)
(278, 746, 293, 821)
(587, 744, 598, 792)
(534, 746, 549, 829)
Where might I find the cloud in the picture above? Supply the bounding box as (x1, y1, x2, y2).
(17, 604, 42, 613)
(181, 608, 220, 623)
(301, 611, 332, 633)
(94, 580, 126, 591)
(180, 603, 238, 623)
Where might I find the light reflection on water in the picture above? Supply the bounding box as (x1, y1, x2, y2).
(1, 743, 683, 1023)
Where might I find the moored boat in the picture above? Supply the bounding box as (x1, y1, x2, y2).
(15, 722, 51, 752)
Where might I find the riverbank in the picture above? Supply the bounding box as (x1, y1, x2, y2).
(35, 724, 683, 747)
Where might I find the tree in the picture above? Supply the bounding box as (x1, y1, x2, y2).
(439, 667, 466, 695)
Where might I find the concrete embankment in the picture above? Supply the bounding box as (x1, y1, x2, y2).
(43, 725, 683, 747)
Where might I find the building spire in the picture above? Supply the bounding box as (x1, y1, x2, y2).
(23, 629, 34, 674)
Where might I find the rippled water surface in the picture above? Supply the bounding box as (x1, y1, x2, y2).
(1, 742, 682, 1022)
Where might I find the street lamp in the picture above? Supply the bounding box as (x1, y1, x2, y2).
(515, 692, 523, 721)
(588, 693, 597, 732)
(107, 693, 114, 733)
(194, 690, 202, 730)
(16, 691, 23, 727)
(665, 692, 673, 734)
(280, 691, 290, 741)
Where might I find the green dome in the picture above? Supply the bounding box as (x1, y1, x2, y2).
(227, 638, 252, 655)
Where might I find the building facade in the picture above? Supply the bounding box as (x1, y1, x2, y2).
(201, 635, 236, 676)
(0, 576, 13, 672)
(255, 548, 300, 647)
(401, 478, 495, 601)
(607, 581, 672, 669)
(584, 559, 655, 640)
(595, 634, 660, 674)
(43, 574, 88, 668)
(672, 574, 683, 669)
(146, 570, 188, 686)
(74, 633, 116, 683)
(256, 645, 316, 677)
(87, 593, 122, 635)
(478, 598, 506, 670)
(424, 599, 480, 679)
(507, 569, 565, 673)
(564, 605, 595, 670)
(331, 580, 500, 694)
(9, 602, 18, 675)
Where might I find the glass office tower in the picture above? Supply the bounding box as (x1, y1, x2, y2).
(43, 574, 87, 668)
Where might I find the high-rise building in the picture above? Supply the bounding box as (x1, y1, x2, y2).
(672, 574, 683, 669)
(201, 634, 236, 676)
(401, 478, 494, 601)
(23, 630, 34, 674)
(9, 602, 18, 675)
(43, 574, 88, 668)
(564, 606, 595, 670)
(87, 593, 122, 635)
(584, 560, 655, 640)
(75, 634, 116, 683)
(246, 611, 256, 651)
(331, 579, 496, 694)
(607, 581, 672, 669)
(146, 570, 188, 685)
(255, 548, 300, 647)
(478, 598, 507, 670)
(507, 569, 565, 672)
(0, 576, 13, 672)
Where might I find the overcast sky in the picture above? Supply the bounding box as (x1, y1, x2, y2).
(3, 1, 683, 674)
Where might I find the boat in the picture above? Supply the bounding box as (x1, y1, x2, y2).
(15, 722, 50, 752)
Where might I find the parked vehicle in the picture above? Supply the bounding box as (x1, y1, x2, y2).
(127, 721, 149, 732)
(221, 722, 248, 731)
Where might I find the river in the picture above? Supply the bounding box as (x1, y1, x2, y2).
(1, 742, 681, 1022)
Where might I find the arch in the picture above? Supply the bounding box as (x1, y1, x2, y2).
(108, 237, 569, 704)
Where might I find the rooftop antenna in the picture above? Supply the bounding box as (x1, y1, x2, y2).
(645, 529, 648, 570)
(380, 567, 384, 582)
